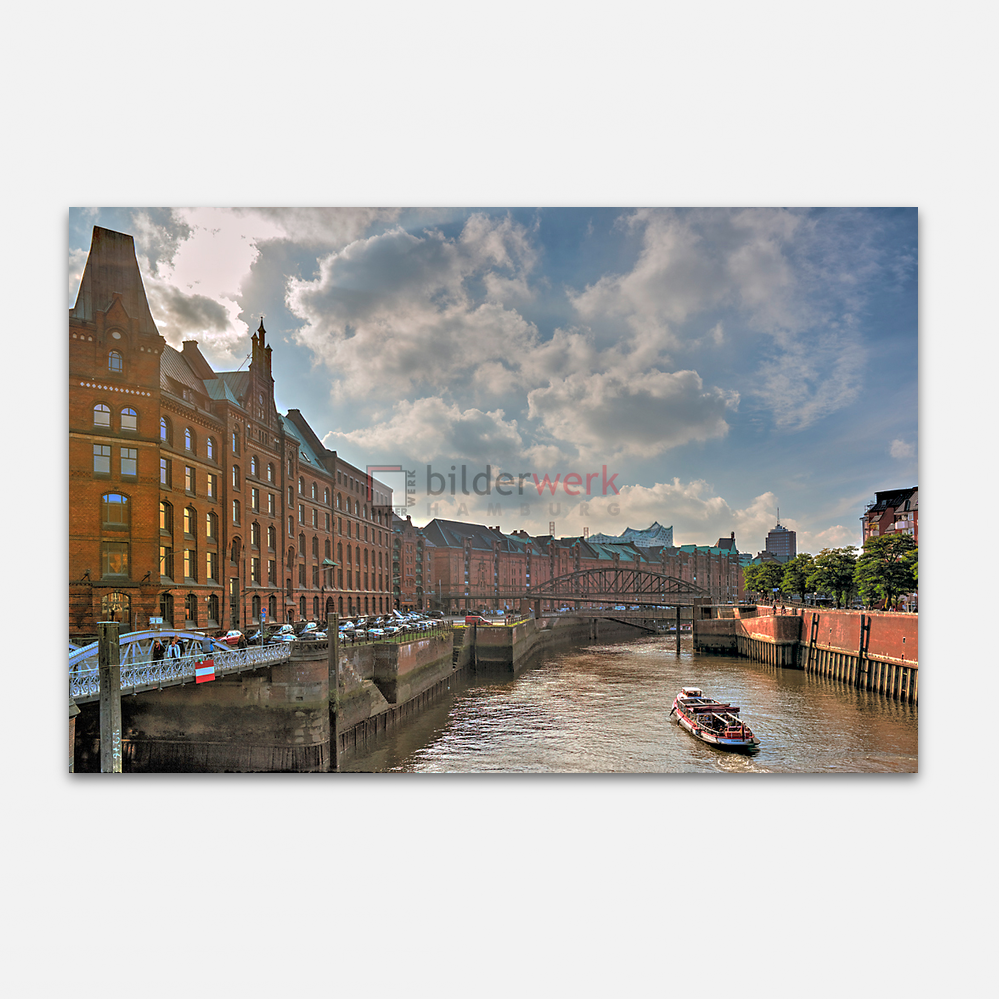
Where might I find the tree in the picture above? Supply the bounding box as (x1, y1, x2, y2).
(743, 561, 784, 600)
(806, 547, 858, 608)
(781, 553, 815, 602)
(854, 535, 917, 609)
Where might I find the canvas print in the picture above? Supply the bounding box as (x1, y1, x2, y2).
(68, 207, 918, 773)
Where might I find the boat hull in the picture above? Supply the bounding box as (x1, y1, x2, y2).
(672, 703, 760, 752)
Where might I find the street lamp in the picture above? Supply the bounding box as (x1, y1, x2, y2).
(312, 558, 338, 622)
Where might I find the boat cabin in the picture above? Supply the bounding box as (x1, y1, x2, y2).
(679, 687, 702, 699)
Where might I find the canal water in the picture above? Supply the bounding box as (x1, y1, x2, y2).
(340, 634, 918, 773)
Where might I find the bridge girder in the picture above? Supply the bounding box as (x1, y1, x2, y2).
(436, 567, 711, 606)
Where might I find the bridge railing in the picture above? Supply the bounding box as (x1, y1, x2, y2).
(70, 638, 292, 704)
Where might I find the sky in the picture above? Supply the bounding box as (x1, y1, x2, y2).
(68, 206, 917, 555)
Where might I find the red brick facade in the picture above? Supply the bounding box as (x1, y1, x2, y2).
(69, 226, 393, 643)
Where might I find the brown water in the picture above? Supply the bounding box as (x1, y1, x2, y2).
(339, 635, 918, 773)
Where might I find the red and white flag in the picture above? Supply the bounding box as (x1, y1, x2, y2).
(195, 658, 215, 684)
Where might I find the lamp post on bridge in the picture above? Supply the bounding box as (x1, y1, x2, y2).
(313, 558, 338, 623)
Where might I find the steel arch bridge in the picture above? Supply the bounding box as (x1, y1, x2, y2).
(439, 567, 712, 608)
(527, 567, 711, 606)
(68, 629, 293, 704)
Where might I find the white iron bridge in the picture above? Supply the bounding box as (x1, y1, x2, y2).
(69, 630, 295, 704)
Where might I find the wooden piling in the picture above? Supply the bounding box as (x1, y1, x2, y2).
(97, 621, 122, 773)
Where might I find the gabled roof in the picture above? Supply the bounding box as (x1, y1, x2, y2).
(161, 344, 210, 399)
(869, 487, 918, 513)
(215, 370, 249, 407)
(70, 227, 159, 336)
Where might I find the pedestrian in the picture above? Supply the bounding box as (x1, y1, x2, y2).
(152, 638, 164, 661)
(167, 637, 181, 660)
(237, 633, 247, 649)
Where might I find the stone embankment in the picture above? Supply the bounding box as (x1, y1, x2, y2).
(74, 615, 656, 771)
(693, 605, 917, 704)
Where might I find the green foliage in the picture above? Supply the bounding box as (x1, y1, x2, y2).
(743, 561, 785, 598)
(806, 546, 858, 608)
(854, 534, 917, 609)
(781, 553, 815, 602)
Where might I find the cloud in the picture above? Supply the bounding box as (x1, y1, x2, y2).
(755, 336, 866, 430)
(286, 215, 543, 403)
(231, 207, 403, 247)
(890, 438, 915, 459)
(322, 397, 524, 466)
(527, 369, 737, 459)
(566, 208, 895, 431)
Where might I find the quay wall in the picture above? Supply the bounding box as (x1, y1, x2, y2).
(468, 615, 647, 674)
(693, 606, 918, 704)
(75, 655, 331, 773)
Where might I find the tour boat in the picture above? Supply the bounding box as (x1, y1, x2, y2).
(670, 687, 760, 751)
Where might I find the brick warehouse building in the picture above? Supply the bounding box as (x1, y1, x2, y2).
(419, 519, 741, 613)
(69, 226, 394, 642)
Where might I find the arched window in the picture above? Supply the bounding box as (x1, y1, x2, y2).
(325, 539, 331, 559)
(337, 543, 342, 563)
(108, 350, 123, 373)
(267, 463, 274, 482)
(298, 532, 305, 557)
(363, 504, 368, 519)
(311, 482, 317, 500)
(160, 417, 171, 444)
(207, 594, 219, 625)
(184, 505, 196, 537)
(231, 537, 241, 563)
(93, 404, 111, 428)
(355, 500, 359, 515)
(159, 501, 173, 533)
(298, 476, 304, 494)
(364, 549, 369, 567)
(336, 493, 341, 509)
(232, 429, 240, 455)
(313, 596, 320, 619)
(299, 596, 306, 619)
(232, 465, 240, 489)
(355, 546, 360, 567)
(101, 591, 131, 626)
(184, 427, 194, 452)
(312, 536, 319, 559)
(338, 597, 343, 615)
(287, 547, 295, 569)
(268, 594, 277, 621)
(206, 510, 218, 541)
(267, 525, 276, 550)
(345, 546, 352, 566)
(185, 593, 198, 625)
(324, 488, 330, 505)
(250, 455, 258, 477)
(252, 594, 261, 621)
(232, 499, 240, 524)
(121, 407, 137, 432)
(102, 493, 129, 528)
(206, 437, 215, 461)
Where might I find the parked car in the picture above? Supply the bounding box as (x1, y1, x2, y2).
(223, 629, 243, 646)
(465, 615, 491, 625)
(269, 624, 296, 644)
